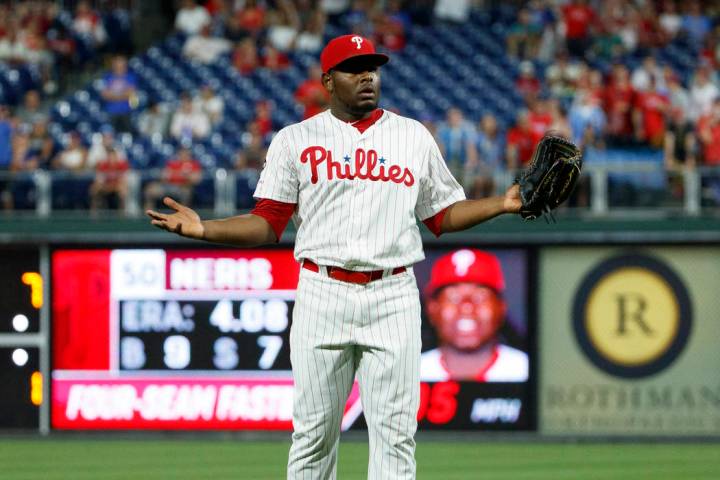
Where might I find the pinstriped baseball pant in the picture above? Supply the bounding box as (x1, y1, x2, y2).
(287, 266, 422, 480)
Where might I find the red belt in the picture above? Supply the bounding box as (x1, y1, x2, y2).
(302, 260, 406, 285)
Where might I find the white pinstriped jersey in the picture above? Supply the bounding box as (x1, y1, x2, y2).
(254, 109, 466, 269)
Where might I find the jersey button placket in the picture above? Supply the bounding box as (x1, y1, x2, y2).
(346, 136, 362, 260)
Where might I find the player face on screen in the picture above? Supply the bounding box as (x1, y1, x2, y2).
(323, 57, 381, 115)
(427, 283, 506, 351)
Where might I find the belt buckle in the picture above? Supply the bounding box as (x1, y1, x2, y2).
(329, 268, 371, 284)
(347, 271, 371, 284)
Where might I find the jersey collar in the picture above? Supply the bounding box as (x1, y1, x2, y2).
(330, 108, 384, 134)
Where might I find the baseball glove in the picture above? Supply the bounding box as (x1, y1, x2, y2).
(515, 134, 582, 220)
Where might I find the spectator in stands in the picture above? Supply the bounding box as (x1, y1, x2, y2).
(267, 1, 300, 52)
(295, 64, 329, 119)
(232, 37, 259, 75)
(87, 127, 126, 169)
(591, 20, 625, 63)
(636, 4, 664, 51)
(253, 101, 273, 137)
(0, 24, 30, 65)
(697, 98, 720, 204)
(261, 43, 290, 71)
(47, 23, 78, 89)
(24, 120, 55, 170)
(568, 89, 606, 148)
(665, 73, 690, 117)
(182, 25, 231, 64)
(688, 65, 719, 122)
(100, 55, 137, 133)
(193, 85, 224, 126)
(682, 0, 712, 46)
(436, 107, 477, 184)
(516, 60, 541, 101)
(137, 101, 169, 139)
(633, 77, 670, 148)
(170, 93, 211, 142)
(664, 106, 697, 170)
(235, 0, 266, 39)
(603, 64, 636, 146)
(372, 1, 407, 52)
(295, 8, 326, 52)
(344, 0, 374, 37)
(0, 105, 13, 210)
(235, 122, 266, 178)
(631, 55, 665, 93)
(659, 0, 683, 41)
(545, 51, 582, 101)
(89, 147, 129, 212)
(22, 17, 56, 93)
(143, 146, 202, 210)
(52, 131, 87, 173)
(72, 0, 107, 50)
(527, 98, 553, 146)
(11, 123, 32, 174)
(548, 98, 572, 139)
(320, 0, 352, 23)
(433, 0, 471, 23)
(175, 0, 211, 36)
(561, 0, 595, 58)
(507, 8, 542, 60)
(700, 28, 720, 69)
(466, 113, 504, 198)
(15, 90, 48, 126)
(698, 98, 720, 166)
(223, 13, 249, 43)
(506, 110, 535, 169)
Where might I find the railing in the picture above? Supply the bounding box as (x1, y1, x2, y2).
(0, 164, 717, 219)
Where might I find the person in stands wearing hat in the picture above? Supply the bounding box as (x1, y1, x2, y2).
(421, 248, 528, 382)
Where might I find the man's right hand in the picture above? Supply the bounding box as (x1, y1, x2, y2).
(146, 197, 205, 240)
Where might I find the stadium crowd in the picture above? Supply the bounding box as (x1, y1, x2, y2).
(0, 0, 719, 212)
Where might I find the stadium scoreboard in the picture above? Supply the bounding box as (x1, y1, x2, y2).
(50, 247, 533, 431)
(0, 246, 533, 431)
(0, 248, 42, 429)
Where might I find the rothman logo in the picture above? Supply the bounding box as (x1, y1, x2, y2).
(572, 253, 692, 378)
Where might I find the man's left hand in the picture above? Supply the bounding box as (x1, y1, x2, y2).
(503, 184, 522, 214)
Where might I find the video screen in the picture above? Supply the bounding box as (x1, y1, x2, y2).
(52, 248, 532, 430)
(414, 248, 532, 430)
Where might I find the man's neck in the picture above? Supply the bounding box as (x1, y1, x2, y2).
(329, 104, 375, 123)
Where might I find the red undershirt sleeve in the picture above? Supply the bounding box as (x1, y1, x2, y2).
(422, 207, 448, 238)
(250, 198, 297, 242)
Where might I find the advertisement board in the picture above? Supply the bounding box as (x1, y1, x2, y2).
(539, 247, 720, 435)
(52, 247, 534, 431)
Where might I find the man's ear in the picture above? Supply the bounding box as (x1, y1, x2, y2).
(322, 72, 333, 94)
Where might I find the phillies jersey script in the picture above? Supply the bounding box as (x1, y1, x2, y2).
(254, 109, 466, 269)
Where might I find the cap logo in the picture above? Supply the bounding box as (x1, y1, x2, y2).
(351, 36, 363, 50)
(451, 250, 475, 276)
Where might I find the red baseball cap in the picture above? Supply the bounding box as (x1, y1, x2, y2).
(425, 249, 505, 296)
(320, 34, 389, 73)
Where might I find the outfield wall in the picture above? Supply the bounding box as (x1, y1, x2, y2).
(0, 216, 718, 437)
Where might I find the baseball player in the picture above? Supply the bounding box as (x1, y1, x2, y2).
(420, 249, 528, 382)
(147, 34, 523, 479)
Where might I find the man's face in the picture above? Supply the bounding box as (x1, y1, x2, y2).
(323, 57, 380, 115)
(428, 283, 506, 351)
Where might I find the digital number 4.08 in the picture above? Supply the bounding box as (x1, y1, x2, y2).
(209, 298, 288, 333)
